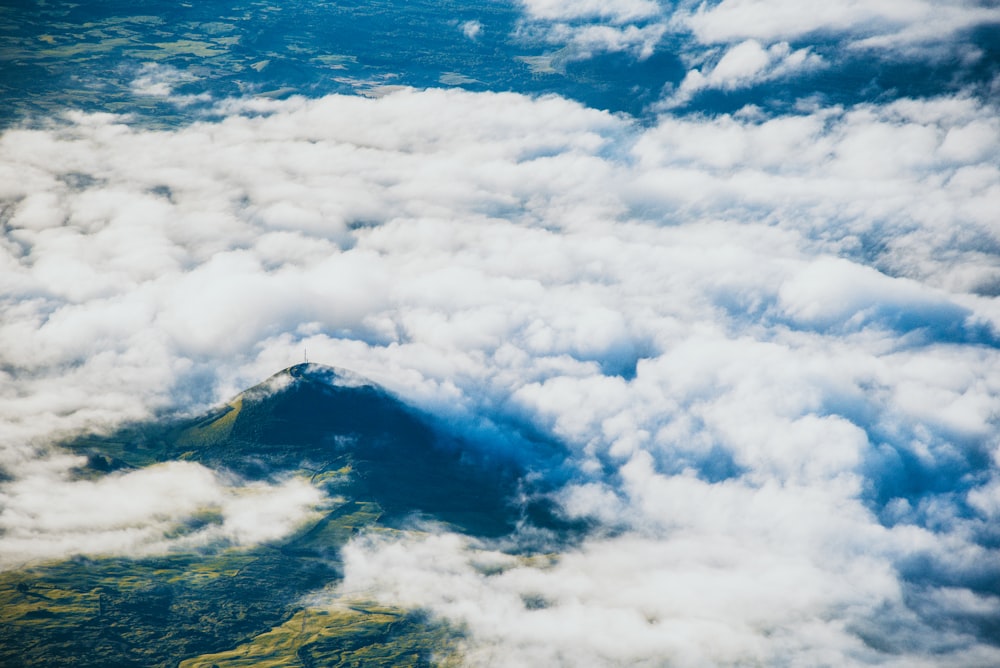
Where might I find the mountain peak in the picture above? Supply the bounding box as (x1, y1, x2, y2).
(68, 363, 523, 536)
(196, 364, 520, 534)
(258, 362, 379, 392)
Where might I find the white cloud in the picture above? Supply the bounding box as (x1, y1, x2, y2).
(677, 0, 1000, 51)
(335, 519, 1000, 666)
(664, 39, 823, 106)
(544, 21, 668, 60)
(460, 20, 483, 40)
(1, 87, 999, 661)
(521, 0, 661, 24)
(710, 38, 774, 80)
(777, 257, 970, 332)
(515, 0, 669, 61)
(0, 460, 326, 567)
(130, 62, 212, 107)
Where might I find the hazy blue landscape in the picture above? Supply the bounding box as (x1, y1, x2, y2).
(1, 0, 999, 665)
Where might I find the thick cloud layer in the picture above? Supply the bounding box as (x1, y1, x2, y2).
(1, 86, 999, 662)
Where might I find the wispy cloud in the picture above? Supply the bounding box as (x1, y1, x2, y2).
(130, 62, 212, 107)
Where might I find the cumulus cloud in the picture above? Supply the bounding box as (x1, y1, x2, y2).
(663, 39, 822, 106)
(1, 87, 999, 661)
(0, 459, 326, 568)
(677, 0, 1000, 51)
(335, 520, 1000, 666)
(460, 20, 483, 41)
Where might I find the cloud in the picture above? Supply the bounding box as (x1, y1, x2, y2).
(334, 518, 1000, 666)
(541, 22, 668, 60)
(0, 459, 326, 568)
(515, 0, 668, 61)
(521, 0, 661, 24)
(629, 97, 1000, 293)
(778, 257, 979, 336)
(460, 20, 483, 40)
(130, 63, 212, 107)
(1, 87, 999, 660)
(663, 39, 823, 106)
(678, 0, 1000, 51)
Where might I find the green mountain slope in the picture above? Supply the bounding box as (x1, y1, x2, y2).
(0, 364, 535, 667)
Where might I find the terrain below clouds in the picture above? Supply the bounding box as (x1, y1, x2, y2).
(2, 0, 1000, 664)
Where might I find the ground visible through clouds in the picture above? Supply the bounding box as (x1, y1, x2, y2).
(1, 1, 1000, 666)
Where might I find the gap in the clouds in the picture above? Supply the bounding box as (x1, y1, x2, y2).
(555, 47, 687, 117)
(970, 275, 1000, 299)
(692, 444, 746, 483)
(907, 582, 1000, 651)
(848, 589, 1000, 658)
(966, 23, 1000, 91)
(57, 171, 106, 192)
(899, 555, 1000, 597)
(596, 350, 642, 380)
(896, 565, 1000, 648)
(797, 372, 999, 537)
(862, 432, 994, 524)
(648, 443, 746, 485)
(860, 438, 1000, 652)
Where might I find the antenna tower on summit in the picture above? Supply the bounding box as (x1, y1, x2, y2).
(304, 348, 308, 363)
